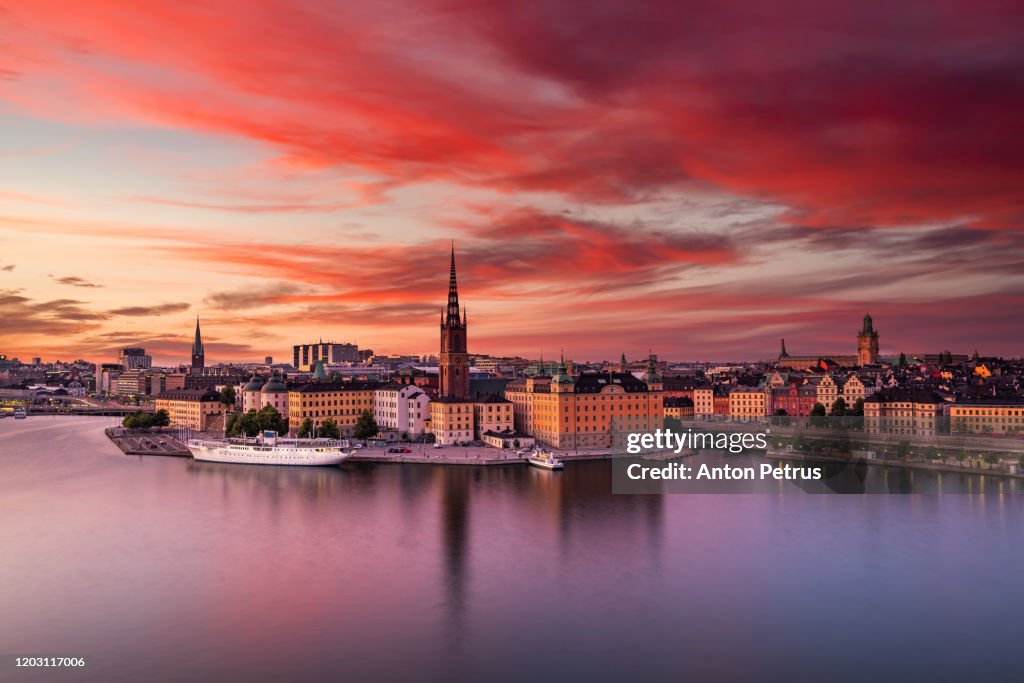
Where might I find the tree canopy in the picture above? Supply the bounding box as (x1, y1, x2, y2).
(354, 409, 379, 440)
(122, 409, 170, 430)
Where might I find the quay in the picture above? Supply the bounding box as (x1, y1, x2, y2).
(767, 449, 1024, 480)
(105, 427, 191, 457)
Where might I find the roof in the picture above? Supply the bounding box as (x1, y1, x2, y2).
(573, 371, 650, 394)
(475, 393, 511, 404)
(156, 388, 220, 401)
(292, 381, 382, 393)
(864, 388, 944, 404)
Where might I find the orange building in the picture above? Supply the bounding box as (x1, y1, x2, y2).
(507, 357, 664, 449)
(287, 381, 380, 436)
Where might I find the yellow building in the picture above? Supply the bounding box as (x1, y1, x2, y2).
(950, 401, 1024, 435)
(430, 398, 475, 445)
(664, 397, 694, 419)
(864, 388, 943, 436)
(473, 395, 513, 440)
(154, 388, 222, 431)
(505, 376, 549, 434)
(728, 386, 767, 421)
(509, 358, 664, 449)
(287, 381, 379, 436)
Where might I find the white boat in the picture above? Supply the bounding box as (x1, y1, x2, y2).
(188, 430, 352, 466)
(527, 451, 564, 470)
(14, 407, 27, 420)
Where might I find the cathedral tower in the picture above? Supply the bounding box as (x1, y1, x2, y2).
(439, 246, 469, 399)
(857, 313, 879, 366)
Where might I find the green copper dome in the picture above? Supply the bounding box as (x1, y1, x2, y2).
(243, 374, 265, 392)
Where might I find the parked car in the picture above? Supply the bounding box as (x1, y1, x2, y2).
(433, 443, 443, 449)
(387, 447, 402, 453)
(399, 447, 411, 453)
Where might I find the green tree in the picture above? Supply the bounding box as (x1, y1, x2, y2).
(353, 409, 379, 440)
(850, 398, 865, 417)
(150, 409, 170, 428)
(831, 397, 847, 416)
(983, 452, 1000, 466)
(220, 384, 237, 410)
(297, 417, 314, 438)
(810, 403, 826, 416)
(255, 405, 286, 434)
(895, 440, 912, 461)
(319, 418, 341, 440)
(664, 415, 683, 432)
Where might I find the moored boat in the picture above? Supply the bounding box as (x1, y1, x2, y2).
(14, 407, 27, 420)
(188, 430, 351, 466)
(527, 451, 564, 470)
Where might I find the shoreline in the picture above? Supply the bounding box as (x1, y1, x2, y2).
(767, 449, 1024, 480)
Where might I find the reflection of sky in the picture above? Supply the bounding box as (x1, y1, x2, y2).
(3, 2, 1024, 363)
(2, 418, 1024, 681)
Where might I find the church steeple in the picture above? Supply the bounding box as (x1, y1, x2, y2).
(439, 244, 469, 399)
(445, 243, 461, 326)
(191, 316, 205, 373)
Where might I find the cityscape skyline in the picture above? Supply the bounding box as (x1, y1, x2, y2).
(2, 1, 1024, 362)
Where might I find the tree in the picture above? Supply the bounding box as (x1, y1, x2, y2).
(664, 415, 683, 432)
(353, 409, 379, 440)
(255, 405, 287, 434)
(895, 440, 912, 461)
(898, 352, 907, 367)
(297, 417, 314, 438)
(774, 408, 788, 416)
(850, 398, 865, 417)
(150, 409, 170, 428)
(220, 384, 237, 410)
(831, 397, 847, 416)
(983, 452, 1000, 466)
(319, 418, 341, 440)
(810, 403, 827, 416)
(122, 409, 169, 430)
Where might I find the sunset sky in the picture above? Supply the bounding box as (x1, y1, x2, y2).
(2, 0, 1023, 364)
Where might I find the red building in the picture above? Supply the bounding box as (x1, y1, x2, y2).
(769, 382, 818, 416)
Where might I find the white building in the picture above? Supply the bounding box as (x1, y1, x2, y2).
(374, 384, 431, 439)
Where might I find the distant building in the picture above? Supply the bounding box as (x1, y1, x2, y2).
(293, 341, 360, 371)
(949, 400, 1024, 435)
(191, 317, 205, 374)
(864, 388, 943, 436)
(857, 313, 880, 366)
(473, 395, 513, 440)
(431, 246, 474, 444)
(663, 396, 694, 419)
(728, 386, 768, 421)
(118, 347, 152, 370)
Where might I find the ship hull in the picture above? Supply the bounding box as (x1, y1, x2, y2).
(188, 441, 350, 466)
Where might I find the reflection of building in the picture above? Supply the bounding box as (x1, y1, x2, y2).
(155, 388, 221, 430)
(431, 246, 475, 443)
(374, 384, 431, 438)
(857, 313, 880, 366)
(864, 388, 943, 436)
(287, 381, 379, 436)
(949, 400, 1024, 435)
(293, 341, 360, 371)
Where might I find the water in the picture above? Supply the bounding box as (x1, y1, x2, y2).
(2, 417, 1023, 682)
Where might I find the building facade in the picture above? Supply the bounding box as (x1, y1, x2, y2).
(430, 397, 475, 445)
(293, 341, 360, 371)
(287, 381, 379, 436)
(949, 400, 1024, 435)
(857, 313, 880, 366)
(155, 388, 222, 430)
(863, 388, 943, 436)
(374, 384, 431, 438)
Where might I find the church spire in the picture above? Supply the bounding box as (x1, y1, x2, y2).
(445, 242, 461, 326)
(191, 316, 205, 372)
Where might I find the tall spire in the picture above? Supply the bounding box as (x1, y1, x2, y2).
(445, 242, 461, 326)
(193, 316, 204, 356)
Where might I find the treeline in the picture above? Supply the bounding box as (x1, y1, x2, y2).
(226, 406, 287, 437)
(122, 410, 170, 430)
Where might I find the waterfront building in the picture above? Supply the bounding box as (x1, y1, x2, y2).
(114, 370, 164, 398)
(693, 386, 714, 418)
(258, 373, 289, 414)
(857, 313, 880, 366)
(118, 347, 152, 370)
(863, 388, 943, 436)
(287, 381, 380, 436)
(769, 382, 818, 416)
(293, 341, 360, 372)
(191, 317, 205, 374)
(473, 394, 513, 440)
(728, 386, 768, 421)
(430, 397, 475, 445)
(155, 388, 222, 430)
(505, 375, 550, 434)
(949, 400, 1024, 435)
(515, 356, 664, 449)
(663, 396, 694, 419)
(374, 384, 431, 438)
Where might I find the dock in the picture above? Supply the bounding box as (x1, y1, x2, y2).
(105, 427, 192, 457)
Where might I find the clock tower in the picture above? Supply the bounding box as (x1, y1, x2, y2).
(439, 245, 469, 399)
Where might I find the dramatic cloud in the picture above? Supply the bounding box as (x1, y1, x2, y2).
(1, 264, 14, 272)
(50, 275, 102, 288)
(1, 0, 1022, 360)
(108, 302, 191, 317)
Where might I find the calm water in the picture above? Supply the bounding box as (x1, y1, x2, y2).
(2, 417, 1024, 682)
